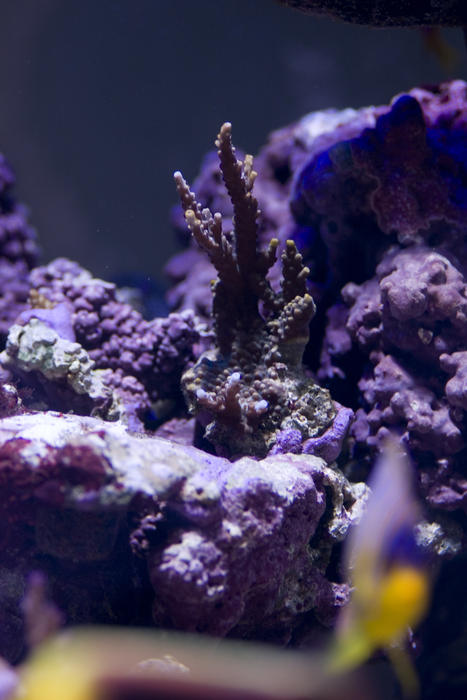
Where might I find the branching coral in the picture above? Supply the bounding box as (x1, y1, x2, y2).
(175, 123, 336, 458)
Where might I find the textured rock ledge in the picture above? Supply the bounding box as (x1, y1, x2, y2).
(0, 411, 366, 661)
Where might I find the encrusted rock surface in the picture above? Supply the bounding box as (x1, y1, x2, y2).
(0, 319, 113, 416)
(0, 411, 365, 660)
(8, 258, 203, 431)
(167, 80, 467, 515)
(0, 154, 40, 340)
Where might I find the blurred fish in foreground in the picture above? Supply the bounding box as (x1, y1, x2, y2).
(328, 437, 431, 697)
(15, 627, 374, 700)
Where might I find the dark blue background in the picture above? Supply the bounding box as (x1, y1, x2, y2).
(0, 0, 464, 284)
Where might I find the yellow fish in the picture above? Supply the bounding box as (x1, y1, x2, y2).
(328, 437, 431, 697)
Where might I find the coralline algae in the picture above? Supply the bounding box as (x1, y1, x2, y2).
(0, 79, 465, 693)
(0, 411, 364, 659)
(169, 79, 467, 513)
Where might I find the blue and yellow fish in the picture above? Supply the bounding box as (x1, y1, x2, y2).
(328, 437, 431, 697)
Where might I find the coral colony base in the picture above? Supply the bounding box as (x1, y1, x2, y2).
(0, 81, 465, 697)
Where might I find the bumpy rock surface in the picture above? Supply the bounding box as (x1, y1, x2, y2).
(0, 155, 40, 340)
(0, 411, 365, 661)
(167, 81, 467, 515)
(0, 319, 113, 416)
(24, 258, 201, 430)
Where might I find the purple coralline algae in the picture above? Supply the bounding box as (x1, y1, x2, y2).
(168, 80, 467, 515)
(174, 123, 346, 459)
(0, 411, 365, 659)
(0, 77, 466, 696)
(298, 83, 467, 514)
(7, 257, 201, 430)
(0, 155, 39, 340)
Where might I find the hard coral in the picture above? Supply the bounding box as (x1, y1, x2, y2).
(175, 123, 336, 458)
(166, 80, 467, 513)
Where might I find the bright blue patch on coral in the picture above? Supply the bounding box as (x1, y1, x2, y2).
(378, 95, 425, 132)
(384, 524, 427, 570)
(427, 127, 467, 209)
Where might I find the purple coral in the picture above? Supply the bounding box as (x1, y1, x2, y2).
(26, 257, 200, 430)
(293, 83, 467, 513)
(166, 80, 467, 512)
(292, 85, 467, 298)
(0, 153, 40, 340)
(0, 411, 363, 658)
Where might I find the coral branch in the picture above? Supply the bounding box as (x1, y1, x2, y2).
(176, 124, 337, 458)
(215, 123, 259, 276)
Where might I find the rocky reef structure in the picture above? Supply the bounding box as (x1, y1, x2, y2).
(1, 258, 201, 431)
(168, 80, 467, 515)
(164, 81, 467, 694)
(174, 123, 350, 459)
(0, 154, 39, 340)
(0, 411, 364, 660)
(0, 79, 465, 697)
(295, 84, 467, 515)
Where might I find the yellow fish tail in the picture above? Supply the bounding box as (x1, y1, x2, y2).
(386, 644, 420, 700)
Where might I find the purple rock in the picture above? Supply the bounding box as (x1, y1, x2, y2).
(0, 411, 365, 658)
(17, 302, 76, 342)
(26, 258, 201, 430)
(302, 403, 354, 462)
(0, 154, 40, 339)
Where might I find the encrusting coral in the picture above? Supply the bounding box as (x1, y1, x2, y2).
(5, 257, 201, 431)
(0, 154, 39, 340)
(0, 411, 365, 657)
(168, 81, 467, 513)
(175, 123, 339, 459)
(0, 77, 466, 697)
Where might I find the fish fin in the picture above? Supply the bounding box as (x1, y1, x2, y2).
(386, 643, 419, 700)
(327, 627, 373, 674)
